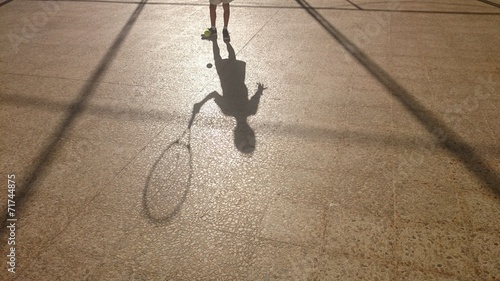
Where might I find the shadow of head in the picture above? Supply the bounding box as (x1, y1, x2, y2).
(234, 120, 256, 154)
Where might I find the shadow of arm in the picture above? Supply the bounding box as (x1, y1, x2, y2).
(248, 83, 267, 116)
(189, 91, 220, 128)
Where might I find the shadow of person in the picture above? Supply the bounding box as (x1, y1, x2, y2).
(194, 39, 266, 154)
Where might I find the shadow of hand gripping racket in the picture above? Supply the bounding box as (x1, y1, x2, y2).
(142, 106, 200, 224)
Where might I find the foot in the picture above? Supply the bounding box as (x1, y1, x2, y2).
(201, 28, 217, 39)
(222, 29, 230, 42)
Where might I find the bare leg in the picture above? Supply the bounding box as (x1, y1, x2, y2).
(223, 4, 229, 28)
(210, 4, 216, 27)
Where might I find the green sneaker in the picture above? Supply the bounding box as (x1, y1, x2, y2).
(201, 27, 217, 39)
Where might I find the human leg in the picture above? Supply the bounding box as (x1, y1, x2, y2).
(210, 4, 217, 28)
(222, 3, 229, 29)
(222, 4, 230, 41)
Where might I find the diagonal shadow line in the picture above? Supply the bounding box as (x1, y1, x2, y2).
(3, 93, 500, 156)
(477, 0, 500, 8)
(295, 0, 500, 193)
(345, 0, 363, 10)
(0, 0, 14, 7)
(1, 0, 148, 230)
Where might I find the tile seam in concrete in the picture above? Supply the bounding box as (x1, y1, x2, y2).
(0, 71, 147, 88)
(236, 5, 280, 56)
(25, 0, 500, 14)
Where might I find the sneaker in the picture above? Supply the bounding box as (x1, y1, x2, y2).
(223, 29, 230, 42)
(201, 28, 217, 39)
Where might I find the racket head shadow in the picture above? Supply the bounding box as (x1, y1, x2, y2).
(143, 139, 193, 224)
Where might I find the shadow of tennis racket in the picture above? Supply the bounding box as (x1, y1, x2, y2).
(142, 104, 200, 224)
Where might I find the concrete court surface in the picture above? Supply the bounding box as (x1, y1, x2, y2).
(1, 0, 500, 279)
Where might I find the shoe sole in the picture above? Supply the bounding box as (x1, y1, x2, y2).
(201, 34, 217, 40)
